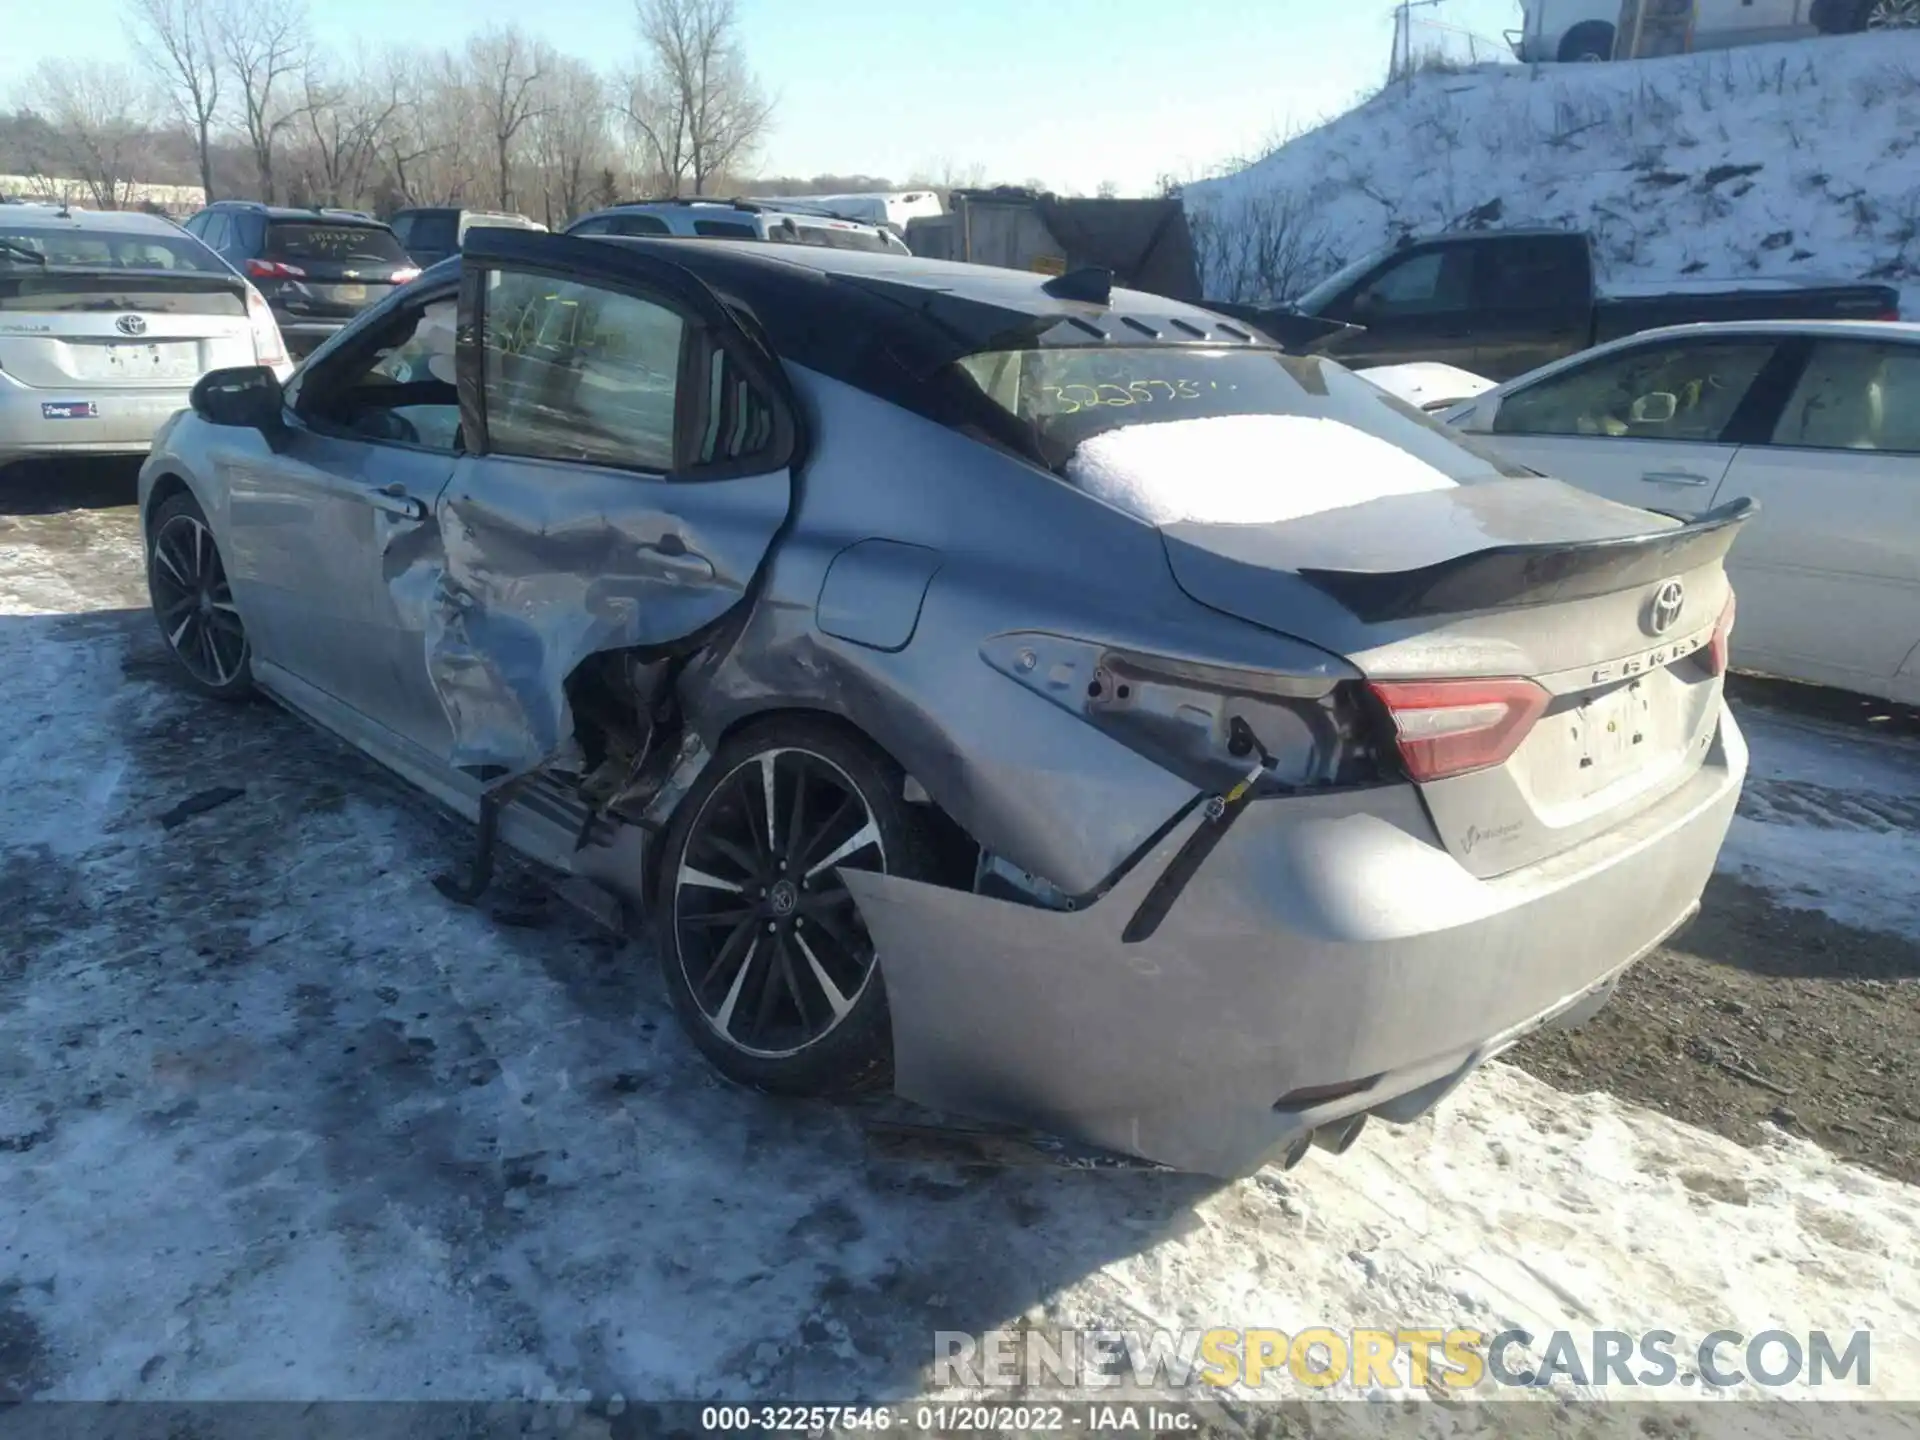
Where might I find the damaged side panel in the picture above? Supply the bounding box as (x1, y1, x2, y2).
(424, 452, 791, 777)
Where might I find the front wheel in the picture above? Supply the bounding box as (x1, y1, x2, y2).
(1867, 0, 1920, 28)
(654, 717, 936, 1096)
(147, 490, 253, 700)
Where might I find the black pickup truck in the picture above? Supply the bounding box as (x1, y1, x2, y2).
(1213, 228, 1901, 381)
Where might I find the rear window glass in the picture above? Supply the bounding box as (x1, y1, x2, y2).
(955, 347, 1531, 482)
(0, 225, 228, 274)
(266, 223, 408, 264)
(393, 213, 456, 252)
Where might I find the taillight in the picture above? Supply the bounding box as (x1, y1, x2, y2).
(1368, 677, 1550, 783)
(245, 258, 306, 279)
(1876, 308, 1901, 322)
(1707, 593, 1737, 677)
(245, 282, 289, 369)
(391, 266, 421, 285)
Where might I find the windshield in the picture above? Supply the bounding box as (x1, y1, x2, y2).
(955, 346, 1531, 482)
(265, 222, 408, 264)
(0, 224, 228, 273)
(1291, 244, 1393, 311)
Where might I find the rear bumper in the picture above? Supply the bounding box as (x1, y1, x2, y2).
(848, 703, 1746, 1178)
(0, 380, 192, 464)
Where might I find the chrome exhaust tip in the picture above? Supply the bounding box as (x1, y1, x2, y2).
(1311, 1114, 1368, 1156)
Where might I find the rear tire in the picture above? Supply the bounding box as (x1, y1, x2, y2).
(1558, 21, 1616, 61)
(654, 716, 937, 1097)
(147, 490, 253, 701)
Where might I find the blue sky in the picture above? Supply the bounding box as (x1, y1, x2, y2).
(5, 0, 1523, 193)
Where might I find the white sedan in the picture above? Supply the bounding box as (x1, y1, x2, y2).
(1442, 320, 1920, 707)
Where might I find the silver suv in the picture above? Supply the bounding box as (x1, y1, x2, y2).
(565, 198, 910, 254)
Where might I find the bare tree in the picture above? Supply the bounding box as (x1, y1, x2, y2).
(627, 0, 772, 196)
(461, 27, 552, 211)
(530, 57, 612, 226)
(215, 0, 308, 203)
(20, 60, 157, 209)
(1186, 190, 1342, 304)
(290, 50, 400, 207)
(126, 0, 223, 201)
(619, 62, 685, 197)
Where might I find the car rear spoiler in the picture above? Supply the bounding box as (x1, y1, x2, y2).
(1198, 302, 1361, 355)
(1297, 498, 1755, 623)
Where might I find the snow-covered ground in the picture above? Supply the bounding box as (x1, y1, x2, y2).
(4, 509, 1920, 1415)
(1185, 32, 1920, 316)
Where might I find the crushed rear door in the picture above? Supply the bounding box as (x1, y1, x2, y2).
(424, 228, 799, 777)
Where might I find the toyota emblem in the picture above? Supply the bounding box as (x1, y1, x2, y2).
(114, 314, 148, 336)
(1645, 578, 1686, 636)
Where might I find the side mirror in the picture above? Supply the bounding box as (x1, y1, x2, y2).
(189, 365, 286, 435)
(1630, 391, 1678, 425)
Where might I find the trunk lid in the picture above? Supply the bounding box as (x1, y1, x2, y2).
(255, 220, 415, 320)
(1158, 477, 1747, 877)
(0, 270, 253, 389)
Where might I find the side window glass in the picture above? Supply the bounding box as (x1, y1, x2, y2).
(612, 214, 671, 236)
(1475, 240, 1583, 312)
(1493, 341, 1775, 441)
(1355, 248, 1473, 317)
(201, 214, 231, 253)
(483, 269, 685, 472)
(1772, 342, 1920, 453)
(304, 295, 462, 451)
(182, 213, 208, 238)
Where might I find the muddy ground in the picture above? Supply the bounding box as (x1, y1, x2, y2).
(6, 456, 1920, 1196)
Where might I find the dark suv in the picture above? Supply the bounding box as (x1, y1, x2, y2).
(389, 207, 545, 268)
(181, 203, 421, 356)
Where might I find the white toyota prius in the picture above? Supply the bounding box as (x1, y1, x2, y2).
(0, 203, 290, 469)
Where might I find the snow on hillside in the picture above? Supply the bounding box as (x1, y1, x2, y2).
(1184, 32, 1920, 314)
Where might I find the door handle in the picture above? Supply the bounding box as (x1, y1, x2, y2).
(1640, 470, 1711, 487)
(367, 483, 428, 520)
(636, 534, 715, 579)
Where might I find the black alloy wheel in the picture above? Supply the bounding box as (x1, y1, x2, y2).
(656, 718, 934, 1094)
(147, 492, 251, 699)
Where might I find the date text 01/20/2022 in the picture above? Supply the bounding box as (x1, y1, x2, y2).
(696, 1404, 1196, 1431)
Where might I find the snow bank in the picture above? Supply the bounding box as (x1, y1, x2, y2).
(1064, 413, 1456, 526)
(1185, 33, 1920, 317)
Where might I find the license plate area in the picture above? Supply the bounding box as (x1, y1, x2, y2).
(1568, 680, 1655, 785)
(68, 341, 201, 382)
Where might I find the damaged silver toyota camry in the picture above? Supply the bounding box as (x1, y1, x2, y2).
(138, 230, 1751, 1178)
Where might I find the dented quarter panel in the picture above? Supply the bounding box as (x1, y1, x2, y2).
(680, 366, 1358, 893)
(426, 450, 792, 775)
